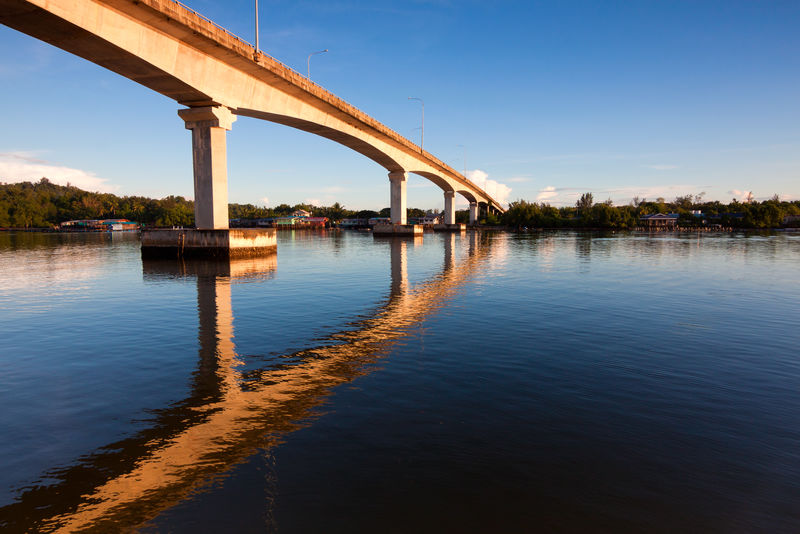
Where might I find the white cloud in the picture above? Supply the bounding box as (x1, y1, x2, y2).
(727, 189, 753, 201)
(468, 169, 488, 185)
(495, 184, 513, 205)
(466, 169, 512, 206)
(643, 164, 678, 171)
(536, 186, 558, 201)
(600, 184, 707, 205)
(508, 177, 530, 183)
(304, 197, 321, 206)
(260, 197, 270, 206)
(524, 184, 712, 207)
(0, 151, 116, 192)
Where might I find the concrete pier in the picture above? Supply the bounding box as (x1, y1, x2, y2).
(444, 190, 455, 225)
(372, 224, 423, 237)
(141, 228, 277, 259)
(433, 223, 466, 232)
(469, 202, 479, 225)
(389, 171, 408, 225)
(179, 106, 236, 230)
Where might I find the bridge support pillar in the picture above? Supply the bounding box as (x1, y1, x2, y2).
(444, 191, 455, 225)
(433, 190, 465, 232)
(388, 171, 407, 225)
(469, 202, 479, 225)
(142, 106, 276, 259)
(178, 106, 236, 229)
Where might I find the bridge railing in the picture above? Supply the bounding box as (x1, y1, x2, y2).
(167, 0, 301, 77)
(169, 0, 252, 46)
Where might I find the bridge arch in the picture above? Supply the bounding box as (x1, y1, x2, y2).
(236, 108, 405, 174)
(408, 171, 458, 192)
(456, 190, 479, 204)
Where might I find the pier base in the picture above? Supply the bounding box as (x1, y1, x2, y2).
(141, 228, 277, 259)
(433, 223, 466, 232)
(372, 224, 423, 237)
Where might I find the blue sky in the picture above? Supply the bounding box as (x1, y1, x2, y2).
(1, 0, 798, 210)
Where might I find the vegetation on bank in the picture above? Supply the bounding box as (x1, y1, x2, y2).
(498, 193, 800, 229)
(0, 179, 193, 228)
(2, 179, 798, 230)
(0, 179, 431, 228)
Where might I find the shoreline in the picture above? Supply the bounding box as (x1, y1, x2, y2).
(3, 226, 798, 235)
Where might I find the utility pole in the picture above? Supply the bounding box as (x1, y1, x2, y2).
(307, 49, 328, 80)
(408, 97, 424, 151)
(254, 0, 259, 59)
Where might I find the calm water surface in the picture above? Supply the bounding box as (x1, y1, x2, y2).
(0, 230, 799, 532)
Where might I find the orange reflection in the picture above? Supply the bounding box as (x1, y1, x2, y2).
(2, 235, 489, 532)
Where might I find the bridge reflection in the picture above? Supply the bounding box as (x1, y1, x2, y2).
(0, 233, 490, 532)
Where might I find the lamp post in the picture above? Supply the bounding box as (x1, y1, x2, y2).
(457, 144, 466, 176)
(307, 49, 328, 80)
(408, 97, 424, 151)
(254, 0, 259, 57)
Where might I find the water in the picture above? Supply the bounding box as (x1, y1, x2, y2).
(0, 230, 799, 532)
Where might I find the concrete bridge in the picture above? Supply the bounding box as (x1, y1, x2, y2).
(1, 0, 505, 252)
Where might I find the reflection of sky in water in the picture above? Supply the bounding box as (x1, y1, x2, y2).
(0, 233, 142, 315)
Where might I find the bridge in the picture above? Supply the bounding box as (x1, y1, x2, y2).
(1, 0, 504, 251)
(0, 233, 492, 531)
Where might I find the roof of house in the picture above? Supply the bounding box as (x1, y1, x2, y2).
(639, 213, 680, 220)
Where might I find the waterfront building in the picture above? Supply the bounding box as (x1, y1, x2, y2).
(303, 217, 329, 228)
(274, 216, 301, 227)
(639, 213, 679, 228)
(339, 218, 370, 229)
(419, 213, 443, 225)
(782, 215, 800, 227)
(273, 216, 328, 228)
(59, 219, 140, 232)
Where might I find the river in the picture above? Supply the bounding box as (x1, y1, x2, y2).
(0, 230, 798, 532)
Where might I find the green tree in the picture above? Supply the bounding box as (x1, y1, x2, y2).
(355, 209, 379, 219)
(576, 192, 594, 212)
(674, 194, 694, 211)
(483, 211, 500, 225)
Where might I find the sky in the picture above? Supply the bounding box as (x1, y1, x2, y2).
(1, 0, 799, 211)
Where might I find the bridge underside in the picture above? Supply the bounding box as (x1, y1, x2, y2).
(1, 0, 504, 250)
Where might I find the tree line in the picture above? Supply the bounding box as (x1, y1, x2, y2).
(2, 179, 798, 230)
(0, 179, 196, 228)
(498, 193, 800, 229)
(0, 179, 432, 228)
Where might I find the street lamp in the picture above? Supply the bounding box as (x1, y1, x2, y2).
(254, 0, 259, 57)
(457, 144, 466, 176)
(307, 49, 328, 80)
(408, 97, 424, 151)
